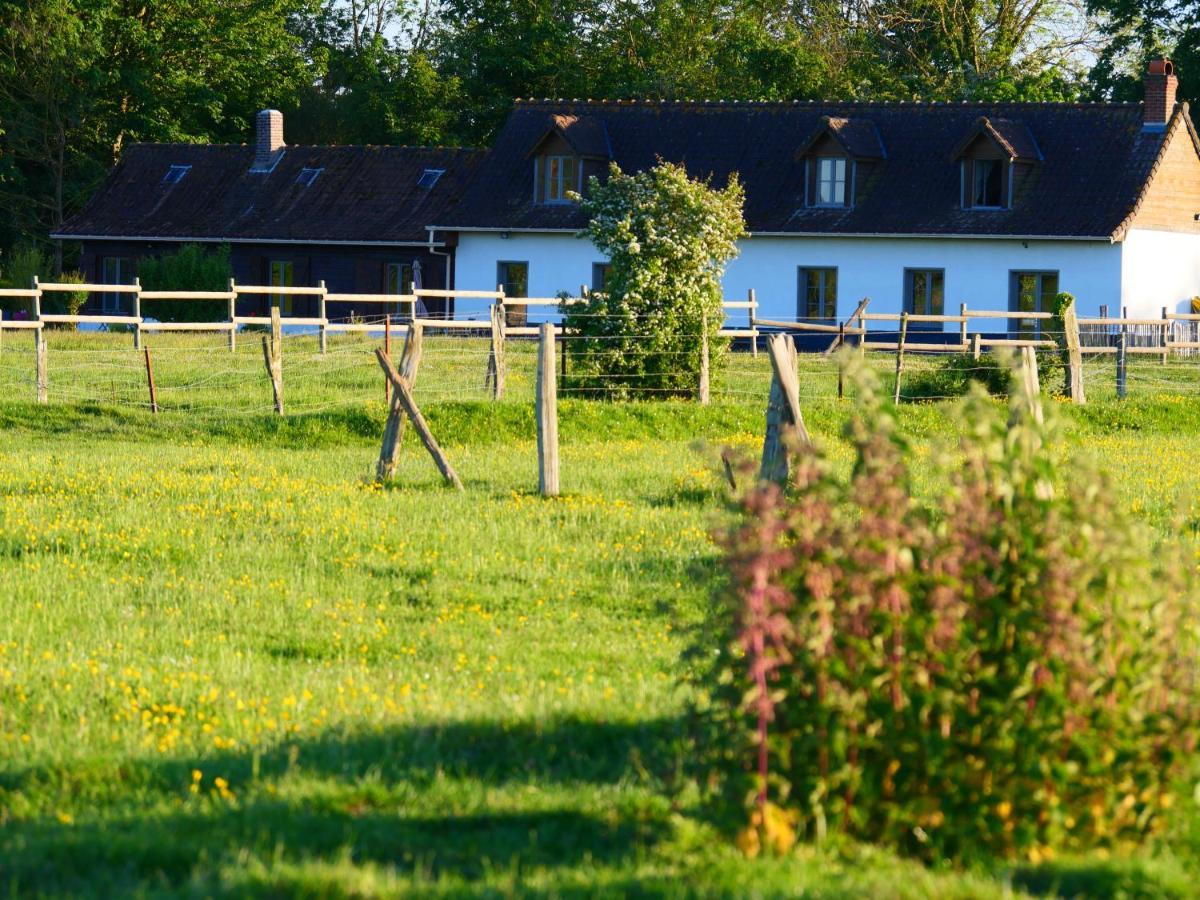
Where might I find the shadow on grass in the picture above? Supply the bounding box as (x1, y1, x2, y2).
(0, 715, 682, 895)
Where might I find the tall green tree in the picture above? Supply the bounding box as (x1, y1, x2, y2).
(0, 0, 313, 267)
(1087, 0, 1198, 101)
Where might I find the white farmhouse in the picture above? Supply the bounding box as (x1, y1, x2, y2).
(432, 60, 1200, 333)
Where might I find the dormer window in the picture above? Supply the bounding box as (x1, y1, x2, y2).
(543, 155, 578, 203)
(815, 158, 847, 206)
(798, 116, 885, 211)
(953, 117, 1041, 211)
(527, 114, 611, 205)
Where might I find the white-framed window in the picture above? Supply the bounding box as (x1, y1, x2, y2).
(815, 157, 847, 206)
(386, 262, 414, 315)
(542, 155, 578, 203)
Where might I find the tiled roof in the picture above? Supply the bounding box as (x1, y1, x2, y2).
(951, 116, 1043, 162)
(436, 99, 1175, 238)
(56, 144, 484, 244)
(800, 116, 886, 160)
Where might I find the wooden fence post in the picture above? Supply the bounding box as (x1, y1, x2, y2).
(837, 323, 845, 400)
(35, 329, 46, 404)
(132, 278, 143, 350)
(537, 322, 560, 497)
(749, 288, 759, 358)
(486, 299, 507, 399)
(1062, 298, 1085, 405)
(959, 302, 968, 347)
(698, 313, 710, 405)
(228, 278, 237, 352)
(144, 347, 159, 414)
(972, 332, 981, 360)
(375, 348, 463, 489)
(1116, 329, 1127, 400)
(893, 312, 909, 405)
(318, 280, 328, 354)
(759, 333, 810, 484)
(1161, 306, 1169, 365)
(262, 305, 283, 414)
(1018, 345, 1044, 427)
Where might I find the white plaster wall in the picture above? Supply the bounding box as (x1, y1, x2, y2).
(1120, 228, 1200, 318)
(453, 231, 1124, 332)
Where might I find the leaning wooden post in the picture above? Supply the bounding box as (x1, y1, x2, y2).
(143, 346, 159, 414)
(384, 315, 392, 405)
(748, 288, 759, 358)
(375, 323, 425, 481)
(132, 277, 142, 350)
(486, 298, 507, 400)
(759, 333, 810, 484)
(1061, 297, 1085, 404)
(227, 278, 237, 352)
(318, 280, 328, 355)
(536, 322, 560, 497)
(698, 312, 711, 405)
(35, 328, 47, 404)
(893, 312, 909, 405)
(375, 348, 462, 489)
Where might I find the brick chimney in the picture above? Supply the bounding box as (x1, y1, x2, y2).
(1144, 59, 1178, 130)
(253, 109, 285, 171)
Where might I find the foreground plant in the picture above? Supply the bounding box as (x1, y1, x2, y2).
(694, 359, 1200, 863)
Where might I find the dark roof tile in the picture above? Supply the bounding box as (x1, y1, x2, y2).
(437, 99, 1167, 238)
(57, 144, 484, 243)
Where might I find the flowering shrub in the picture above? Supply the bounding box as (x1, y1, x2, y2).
(562, 161, 746, 398)
(693, 359, 1200, 863)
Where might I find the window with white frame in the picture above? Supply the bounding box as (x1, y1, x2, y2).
(542, 155, 578, 203)
(814, 158, 847, 206)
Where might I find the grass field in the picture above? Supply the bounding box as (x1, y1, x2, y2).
(4, 333, 1200, 896)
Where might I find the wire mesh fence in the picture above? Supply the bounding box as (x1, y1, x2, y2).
(4, 319, 1200, 420)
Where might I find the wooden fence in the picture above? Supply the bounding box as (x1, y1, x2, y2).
(0, 278, 760, 349)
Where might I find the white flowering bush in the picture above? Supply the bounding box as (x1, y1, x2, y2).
(562, 161, 746, 398)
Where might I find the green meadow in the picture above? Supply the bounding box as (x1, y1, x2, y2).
(3, 332, 1200, 896)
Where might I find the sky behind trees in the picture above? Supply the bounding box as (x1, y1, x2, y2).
(0, 0, 1192, 264)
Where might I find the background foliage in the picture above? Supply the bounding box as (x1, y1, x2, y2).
(0, 0, 1152, 270)
(137, 244, 234, 322)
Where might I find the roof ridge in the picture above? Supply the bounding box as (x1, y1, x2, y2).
(512, 97, 1142, 110)
(127, 142, 481, 153)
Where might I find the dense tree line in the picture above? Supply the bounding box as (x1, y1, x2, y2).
(0, 0, 1190, 267)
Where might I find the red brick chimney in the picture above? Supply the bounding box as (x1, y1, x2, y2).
(1144, 59, 1178, 129)
(253, 109, 285, 171)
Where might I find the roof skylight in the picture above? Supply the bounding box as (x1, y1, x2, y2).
(295, 167, 323, 186)
(417, 168, 445, 189)
(162, 165, 191, 184)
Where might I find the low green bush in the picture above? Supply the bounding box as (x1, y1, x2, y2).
(692, 358, 1200, 864)
(904, 351, 1062, 401)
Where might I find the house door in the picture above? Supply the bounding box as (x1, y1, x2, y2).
(101, 257, 133, 314)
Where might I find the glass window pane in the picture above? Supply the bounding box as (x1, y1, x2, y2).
(824, 269, 836, 314)
(1041, 273, 1059, 307)
(930, 271, 944, 315)
(911, 272, 927, 315)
